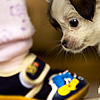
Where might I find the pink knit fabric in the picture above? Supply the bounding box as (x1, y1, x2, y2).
(0, 0, 35, 61)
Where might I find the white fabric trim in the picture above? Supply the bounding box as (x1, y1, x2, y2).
(19, 73, 34, 89)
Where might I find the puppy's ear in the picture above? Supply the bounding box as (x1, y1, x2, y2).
(47, 1, 62, 30)
(45, 0, 52, 3)
(70, 0, 96, 21)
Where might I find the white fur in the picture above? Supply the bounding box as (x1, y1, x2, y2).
(50, 0, 100, 54)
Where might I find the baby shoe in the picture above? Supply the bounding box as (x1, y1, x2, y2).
(47, 70, 89, 100)
(19, 56, 50, 98)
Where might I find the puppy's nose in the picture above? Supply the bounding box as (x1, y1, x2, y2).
(62, 40, 68, 48)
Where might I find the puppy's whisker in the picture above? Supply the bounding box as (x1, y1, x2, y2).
(81, 52, 88, 65)
(43, 40, 61, 51)
(48, 43, 61, 51)
(76, 54, 81, 61)
(56, 48, 64, 58)
(52, 48, 66, 66)
(86, 48, 92, 56)
(90, 47, 98, 61)
(64, 51, 71, 66)
(43, 43, 61, 58)
(87, 48, 94, 58)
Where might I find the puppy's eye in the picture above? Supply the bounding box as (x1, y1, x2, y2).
(69, 19, 79, 27)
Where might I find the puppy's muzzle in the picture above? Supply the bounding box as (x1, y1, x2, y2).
(62, 40, 68, 48)
(61, 37, 84, 51)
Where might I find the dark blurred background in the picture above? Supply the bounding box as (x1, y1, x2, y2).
(26, 0, 100, 99)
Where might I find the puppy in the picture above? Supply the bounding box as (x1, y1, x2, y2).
(46, 0, 100, 54)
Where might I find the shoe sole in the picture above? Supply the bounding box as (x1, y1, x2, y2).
(65, 84, 89, 100)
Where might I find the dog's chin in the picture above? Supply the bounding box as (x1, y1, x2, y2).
(62, 47, 83, 54)
(62, 45, 86, 54)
